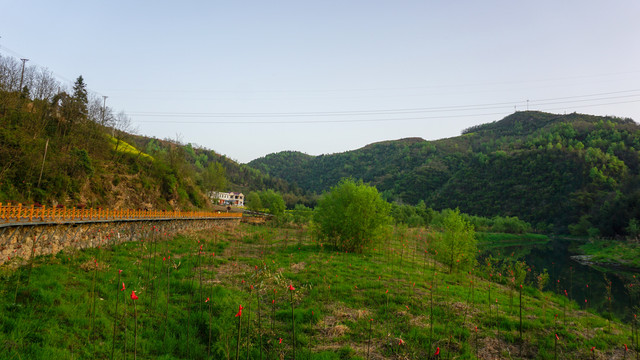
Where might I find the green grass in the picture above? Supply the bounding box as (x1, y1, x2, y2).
(477, 232, 550, 247)
(0, 224, 635, 359)
(579, 239, 640, 269)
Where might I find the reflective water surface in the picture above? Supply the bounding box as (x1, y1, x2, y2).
(480, 238, 639, 322)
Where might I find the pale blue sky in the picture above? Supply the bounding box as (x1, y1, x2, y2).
(3, 1, 640, 162)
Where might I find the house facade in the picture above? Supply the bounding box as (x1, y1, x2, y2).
(209, 191, 244, 207)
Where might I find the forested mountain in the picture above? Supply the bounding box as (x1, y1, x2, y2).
(0, 54, 310, 210)
(249, 111, 640, 236)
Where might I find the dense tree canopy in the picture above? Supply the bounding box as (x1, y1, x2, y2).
(250, 111, 640, 238)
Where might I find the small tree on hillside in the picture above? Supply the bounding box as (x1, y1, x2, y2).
(245, 191, 262, 212)
(313, 178, 391, 252)
(259, 189, 286, 216)
(436, 208, 476, 273)
(202, 162, 226, 192)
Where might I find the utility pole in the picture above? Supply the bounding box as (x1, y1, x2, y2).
(102, 95, 108, 125)
(37, 138, 49, 188)
(19, 58, 29, 91)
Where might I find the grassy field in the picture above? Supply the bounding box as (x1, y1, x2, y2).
(0, 223, 636, 359)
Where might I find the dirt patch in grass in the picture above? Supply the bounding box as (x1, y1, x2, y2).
(316, 303, 371, 342)
(330, 303, 370, 322)
(478, 336, 537, 359)
(290, 262, 306, 272)
(79, 259, 110, 272)
(214, 261, 251, 284)
(409, 314, 429, 327)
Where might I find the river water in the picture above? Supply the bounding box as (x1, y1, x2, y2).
(480, 238, 639, 322)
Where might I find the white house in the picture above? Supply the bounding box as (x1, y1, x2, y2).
(209, 191, 244, 207)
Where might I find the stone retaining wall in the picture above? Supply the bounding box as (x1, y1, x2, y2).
(0, 218, 240, 266)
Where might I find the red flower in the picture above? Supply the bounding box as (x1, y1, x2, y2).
(121, 282, 125, 291)
(434, 347, 440, 356)
(131, 291, 139, 300)
(590, 346, 595, 352)
(288, 284, 295, 291)
(279, 338, 283, 344)
(625, 344, 628, 351)
(398, 338, 405, 346)
(555, 334, 559, 340)
(235, 305, 244, 317)
(205, 297, 210, 303)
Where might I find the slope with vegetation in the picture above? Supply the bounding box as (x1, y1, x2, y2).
(0, 54, 309, 211)
(249, 111, 640, 237)
(1, 221, 634, 359)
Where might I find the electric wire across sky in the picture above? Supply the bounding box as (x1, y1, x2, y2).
(125, 90, 640, 124)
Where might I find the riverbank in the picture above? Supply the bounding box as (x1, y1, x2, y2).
(577, 239, 640, 270)
(476, 232, 550, 247)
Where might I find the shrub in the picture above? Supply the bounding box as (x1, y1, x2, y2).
(313, 178, 391, 252)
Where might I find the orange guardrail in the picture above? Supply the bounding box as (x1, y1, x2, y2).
(0, 203, 242, 223)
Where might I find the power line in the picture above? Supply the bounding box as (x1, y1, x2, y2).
(126, 90, 640, 121)
(128, 97, 640, 125)
(0, 44, 104, 96)
(131, 111, 510, 124)
(104, 70, 640, 95)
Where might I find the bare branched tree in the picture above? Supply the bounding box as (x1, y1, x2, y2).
(111, 111, 137, 160)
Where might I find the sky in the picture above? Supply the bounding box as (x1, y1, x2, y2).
(2, 1, 640, 163)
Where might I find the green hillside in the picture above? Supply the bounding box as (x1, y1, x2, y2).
(0, 55, 308, 210)
(249, 111, 640, 236)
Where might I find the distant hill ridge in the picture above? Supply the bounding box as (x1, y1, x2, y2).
(248, 111, 640, 236)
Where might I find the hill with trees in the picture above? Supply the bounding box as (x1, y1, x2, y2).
(248, 111, 640, 237)
(0, 54, 310, 211)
